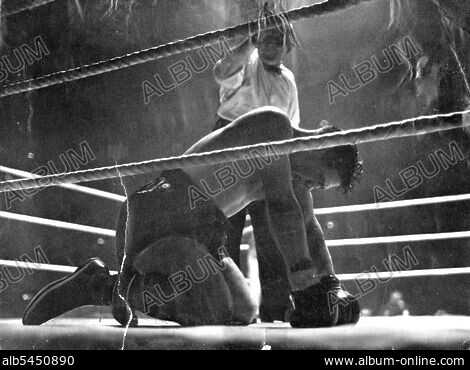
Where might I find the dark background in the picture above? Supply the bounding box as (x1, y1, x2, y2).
(0, 0, 469, 318)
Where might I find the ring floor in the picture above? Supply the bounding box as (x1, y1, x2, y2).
(1, 314, 469, 350)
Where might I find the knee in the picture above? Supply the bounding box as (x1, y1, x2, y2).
(256, 108, 293, 140)
(250, 106, 289, 122)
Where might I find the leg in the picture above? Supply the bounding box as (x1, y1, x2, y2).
(111, 177, 198, 326)
(130, 236, 256, 326)
(210, 114, 248, 264)
(113, 169, 255, 326)
(22, 237, 256, 327)
(222, 256, 258, 324)
(22, 188, 136, 326)
(23, 258, 115, 325)
(247, 200, 292, 322)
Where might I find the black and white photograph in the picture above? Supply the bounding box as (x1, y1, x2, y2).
(0, 0, 469, 356)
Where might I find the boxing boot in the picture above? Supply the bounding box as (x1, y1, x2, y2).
(23, 258, 111, 325)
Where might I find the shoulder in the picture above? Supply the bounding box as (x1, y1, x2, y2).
(247, 49, 260, 69)
(280, 66, 297, 90)
(241, 49, 261, 79)
(280, 65, 295, 81)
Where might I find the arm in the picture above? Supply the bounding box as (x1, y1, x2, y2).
(259, 154, 318, 291)
(213, 37, 255, 83)
(293, 182, 335, 276)
(221, 257, 258, 324)
(198, 107, 311, 270)
(262, 157, 332, 291)
(289, 77, 301, 129)
(186, 108, 317, 291)
(262, 157, 309, 262)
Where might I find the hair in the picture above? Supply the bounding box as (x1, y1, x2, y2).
(323, 142, 363, 194)
(296, 126, 363, 193)
(253, 1, 301, 53)
(317, 126, 363, 193)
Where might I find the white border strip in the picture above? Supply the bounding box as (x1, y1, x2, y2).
(338, 267, 470, 281)
(316, 194, 470, 215)
(0, 165, 126, 202)
(326, 231, 470, 247)
(0, 211, 116, 237)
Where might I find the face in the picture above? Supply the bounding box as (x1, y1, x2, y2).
(321, 167, 342, 190)
(293, 164, 342, 191)
(256, 29, 288, 66)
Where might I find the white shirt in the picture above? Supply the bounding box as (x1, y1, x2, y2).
(215, 50, 300, 128)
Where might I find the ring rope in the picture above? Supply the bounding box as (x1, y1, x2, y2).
(315, 193, 470, 215)
(7, 163, 467, 210)
(0, 165, 126, 202)
(0, 109, 468, 193)
(0, 0, 373, 98)
(2, 161, 465, 209)
(1, 258, 468, 281)
(1, 0, 58, 18)
(0, 211, 116, 237)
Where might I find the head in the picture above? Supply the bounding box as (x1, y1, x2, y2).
(252, 3, 300, 67)
(291, 126, 363, 193)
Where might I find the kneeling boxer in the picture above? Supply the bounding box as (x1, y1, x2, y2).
(23, 107, 363, 328)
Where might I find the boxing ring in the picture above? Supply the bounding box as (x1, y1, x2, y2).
(1, 0, 470, 350)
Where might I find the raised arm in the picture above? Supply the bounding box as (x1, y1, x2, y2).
(213, 37, 255, 83)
